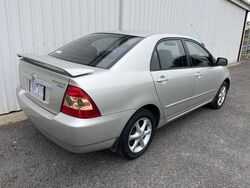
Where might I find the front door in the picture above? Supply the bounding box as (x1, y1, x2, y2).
(184, 40, 221, 107)
(150, 39, 195, 120)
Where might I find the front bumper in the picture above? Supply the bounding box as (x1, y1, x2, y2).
(17, 86, 135, 153)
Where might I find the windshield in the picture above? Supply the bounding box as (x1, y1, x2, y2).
(49, 33, 143, 69)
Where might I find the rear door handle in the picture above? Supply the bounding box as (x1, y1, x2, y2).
(157, 76, 168, 83)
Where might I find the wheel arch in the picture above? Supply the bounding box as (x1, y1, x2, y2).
(111, 103, 162, 153)
(137, 104, 161, 128)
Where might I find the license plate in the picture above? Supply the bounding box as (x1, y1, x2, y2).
(29, 80, 45, 100)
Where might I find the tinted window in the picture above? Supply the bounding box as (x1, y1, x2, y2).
(185, 41, 213, 67)
(156, 40, 188, 70)
(50, 33, 142, 69)
(150, 50, 160, 71)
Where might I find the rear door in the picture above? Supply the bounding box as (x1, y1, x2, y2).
(150, 39, 195, 120)
(183, 40, 221, 107)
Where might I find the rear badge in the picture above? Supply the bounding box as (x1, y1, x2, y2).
(52, 80, 66, 89)
(31, 73, 37, 81)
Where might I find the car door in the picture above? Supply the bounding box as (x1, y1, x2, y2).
(150, 39, 196, 120)
(184, 40, 222, 107)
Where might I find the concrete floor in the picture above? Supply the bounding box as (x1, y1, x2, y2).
(0, 63, 250, 187)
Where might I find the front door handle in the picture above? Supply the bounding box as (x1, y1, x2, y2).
(157, 76, 168, 83)
(195, 71, 202, 78)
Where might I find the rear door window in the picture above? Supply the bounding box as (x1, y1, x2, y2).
(150, 50, 161, 71)
(50, 33, 142, 69)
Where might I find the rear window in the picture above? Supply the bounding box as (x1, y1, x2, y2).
(50, 33, 143, 69)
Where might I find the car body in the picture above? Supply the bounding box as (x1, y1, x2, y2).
(17, 32, 231, 158)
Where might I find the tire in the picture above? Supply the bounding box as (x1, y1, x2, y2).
(118, 109, 156, 160)
(208, 81, 229, 109)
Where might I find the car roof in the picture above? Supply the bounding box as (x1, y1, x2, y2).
(95, 31, 197, 40)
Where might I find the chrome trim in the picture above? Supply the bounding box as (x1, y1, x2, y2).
(165, 97, 192, 109)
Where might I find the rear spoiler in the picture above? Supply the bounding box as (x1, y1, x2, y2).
(17, 53, 94, 77)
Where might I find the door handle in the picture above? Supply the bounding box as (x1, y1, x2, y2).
(157, 76, 168, 83)
(195, 71, 202, 77)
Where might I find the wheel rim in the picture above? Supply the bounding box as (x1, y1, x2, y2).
(217, 86, 227, 106)
(128, 118, 152, 153)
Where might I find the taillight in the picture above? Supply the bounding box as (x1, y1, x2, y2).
(61, 85, 101, 118)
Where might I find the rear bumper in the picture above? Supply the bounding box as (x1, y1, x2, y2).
(17, 86, 135, 153)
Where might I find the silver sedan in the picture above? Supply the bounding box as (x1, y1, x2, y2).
(17, 32, 231, 159)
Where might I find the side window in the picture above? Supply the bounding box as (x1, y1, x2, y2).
(185, 41, 213, 67)
(150, 50, 160, 71)
(156, 40, 188, 70)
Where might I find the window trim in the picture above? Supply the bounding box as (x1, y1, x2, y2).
(150, 37, 191, 71)
(182, 39, 216, 68)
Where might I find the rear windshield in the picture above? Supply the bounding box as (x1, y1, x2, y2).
(50, 33, 143, 69)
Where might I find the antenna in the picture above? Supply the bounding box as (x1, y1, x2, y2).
(191, 24, 205, 46)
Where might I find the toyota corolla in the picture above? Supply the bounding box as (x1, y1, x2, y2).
(17, 32, 231, 159)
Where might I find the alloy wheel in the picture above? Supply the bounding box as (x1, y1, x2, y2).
(128, 118, 152, 153)
(217, 86, 227, 106)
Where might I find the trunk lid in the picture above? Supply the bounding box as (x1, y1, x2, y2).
(18, 53, 95, 114)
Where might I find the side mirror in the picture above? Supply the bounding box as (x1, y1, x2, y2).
(216, 57, 228, 66)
